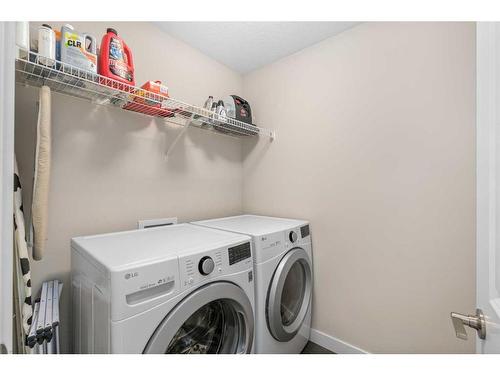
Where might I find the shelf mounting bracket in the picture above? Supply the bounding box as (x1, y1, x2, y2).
(164, 113, 195, 160)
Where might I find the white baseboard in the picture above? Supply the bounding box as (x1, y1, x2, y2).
(310, 329, 368, 354)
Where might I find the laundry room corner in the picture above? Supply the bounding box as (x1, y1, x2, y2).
(3, 3, 499, 368)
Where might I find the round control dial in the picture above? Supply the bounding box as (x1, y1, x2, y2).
(289, 231, 298, 243)
(198, 256, 215, 276)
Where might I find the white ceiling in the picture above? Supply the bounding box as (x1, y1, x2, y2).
(154, 22, 359, 74)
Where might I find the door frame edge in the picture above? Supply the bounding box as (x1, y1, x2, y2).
(0, 21, 16, 354)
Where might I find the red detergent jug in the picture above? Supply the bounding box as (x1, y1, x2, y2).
(99, 28, 135, 87)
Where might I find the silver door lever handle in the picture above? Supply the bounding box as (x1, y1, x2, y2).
(450, 308, 486, 340)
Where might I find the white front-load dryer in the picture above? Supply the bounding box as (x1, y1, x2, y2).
(71, 223, 255, 354)
(192, 215, 313, 354)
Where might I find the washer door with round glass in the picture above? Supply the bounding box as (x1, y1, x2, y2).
(267, 247, 312, 342)
(144, 282, 254, 354)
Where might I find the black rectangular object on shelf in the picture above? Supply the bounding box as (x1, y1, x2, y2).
(231, 95, 252, 124)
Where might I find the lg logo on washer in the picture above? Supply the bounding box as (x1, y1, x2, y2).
(260, 233, 281, 251)
(125, 271, 138, 280)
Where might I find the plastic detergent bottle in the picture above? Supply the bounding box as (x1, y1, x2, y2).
(99, 28, 135, 86)
(37, 24, 56, 67)
(15, 22, 30, 58)
(60, 24, 97, 73)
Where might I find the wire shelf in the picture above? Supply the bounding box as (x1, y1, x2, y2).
(15, 48, 275, 139)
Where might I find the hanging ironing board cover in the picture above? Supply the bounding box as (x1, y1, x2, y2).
(31, 85, 51, 261)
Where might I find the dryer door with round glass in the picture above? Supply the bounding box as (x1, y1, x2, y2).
(266, 247, 312, 342)
(144, 282, 254, 354)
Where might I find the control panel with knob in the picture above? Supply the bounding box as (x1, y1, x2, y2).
(289, 230, 298, 243)
(198, 256, 215, 276)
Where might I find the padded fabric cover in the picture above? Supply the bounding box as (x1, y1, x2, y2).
(31, 85, 51, 261)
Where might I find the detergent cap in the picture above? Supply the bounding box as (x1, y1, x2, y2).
(107, 28, 118, 35)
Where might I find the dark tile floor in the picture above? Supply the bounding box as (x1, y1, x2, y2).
(301, 341, 334, 354)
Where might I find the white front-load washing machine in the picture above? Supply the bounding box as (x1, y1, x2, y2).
(71, 223, 255, 354)
(192, 215, 313, 354)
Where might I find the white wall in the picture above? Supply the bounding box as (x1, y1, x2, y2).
(242, 22, 476, 353)
(15, 22, 244, 352)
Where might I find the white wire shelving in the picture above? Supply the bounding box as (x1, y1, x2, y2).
(15, 48, 275, 142)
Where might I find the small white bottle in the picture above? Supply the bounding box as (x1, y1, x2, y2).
(203, 95, 214, 110)
(15, 22, 30, 58)
(216, 100, 227, 117)
(37, 24, 56, 67)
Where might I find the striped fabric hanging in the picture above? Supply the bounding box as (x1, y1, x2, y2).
(13, 158, 33, 346)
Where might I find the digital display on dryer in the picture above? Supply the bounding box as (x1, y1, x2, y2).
(300, 225, 310, 238)
(228, 242, 251, 265)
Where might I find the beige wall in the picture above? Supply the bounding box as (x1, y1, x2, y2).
(15, 22, 244, 352)
(242, 22, 476, 353)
